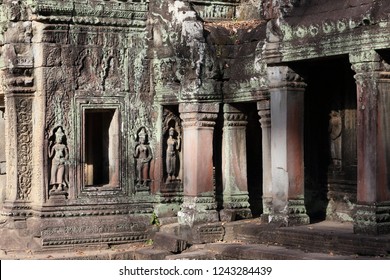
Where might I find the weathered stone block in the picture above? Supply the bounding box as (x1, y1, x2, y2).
(152, 232, 188, 253)
(190, 223, 225, 244)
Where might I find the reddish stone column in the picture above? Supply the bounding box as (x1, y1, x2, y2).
(257, 96, 272, 222)
(220, 104, 251, 221)
(178, 103, 219, 226)
(268, 66, 309, 226)
(350, 51, 390, 234)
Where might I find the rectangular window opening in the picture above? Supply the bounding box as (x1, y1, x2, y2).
(84, 109, 120, 188)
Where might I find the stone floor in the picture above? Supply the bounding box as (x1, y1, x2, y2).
(1, 219, 389, 260)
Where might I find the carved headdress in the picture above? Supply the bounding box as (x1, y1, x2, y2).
(55, 127, 65, 143)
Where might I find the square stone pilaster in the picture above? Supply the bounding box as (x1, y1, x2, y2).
(257, 96, 273, 222)
(350, 50, 390, 234)
(268, 66, 309, 226)
(220, 104, 251, 221)
(177, 103, 220, 226)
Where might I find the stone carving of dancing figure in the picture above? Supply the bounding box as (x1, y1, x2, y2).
(166, 127, 181, 183)
(49, 127, 68, 193)
(134, 128, 152, 184)
(329, 110, 342, 168)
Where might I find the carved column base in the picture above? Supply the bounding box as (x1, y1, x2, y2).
(269, 198, 310, 226)
(178, 194, 219, 227)
(354, 203, 390, 235)
(260, 196, 273, 223)
(2, 201, 33, 221)
(220, 192, 251, 222)
(154, 182, 183, 224)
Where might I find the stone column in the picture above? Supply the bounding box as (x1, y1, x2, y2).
(350, 51, 390, 234)
(0, 19, 35, 219)
(178, 103, 219, 226)
(220, 104, 251, 221)
(268, 66, 309, 226)
(257, 96, 272, 222)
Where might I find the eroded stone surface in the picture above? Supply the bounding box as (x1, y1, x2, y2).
(1, 0, 390, 254)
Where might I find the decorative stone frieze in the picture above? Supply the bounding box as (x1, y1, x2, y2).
(190, 0, 240, 21)
(30, 0, 149, 27)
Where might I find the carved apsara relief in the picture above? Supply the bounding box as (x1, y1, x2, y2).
(76, 49, 102, 91)
(163, 109, 182, 184)
(48, 126, 69, 197)
(329, 110, 342, 169)
(133, 127, 153, 193)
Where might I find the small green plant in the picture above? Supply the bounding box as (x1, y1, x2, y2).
(150, 212, 160, 227)
(145, 239, 154, 245)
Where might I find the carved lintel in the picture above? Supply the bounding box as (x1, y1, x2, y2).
(190, 0, 239, 20)
(30, 0, 149, 27)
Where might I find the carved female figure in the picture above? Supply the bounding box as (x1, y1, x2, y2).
(166, 127, 181, 183)
(329, 110, 342, 168)
(49, 127, 68, 193)
(134, 128, 152, 184)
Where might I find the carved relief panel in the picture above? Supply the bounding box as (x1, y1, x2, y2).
(162, 108, 183, 186)
(328, 110, 342, 170)
(48, 126, 69, 199)
(133, 127, 153, 194)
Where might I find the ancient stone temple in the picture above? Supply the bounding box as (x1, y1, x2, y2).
(0, 0, 390, 252)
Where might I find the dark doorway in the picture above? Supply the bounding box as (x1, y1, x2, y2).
(293, 56, 357, 223)
(84, 109, 119, 187)
(245, 103, 263, 217)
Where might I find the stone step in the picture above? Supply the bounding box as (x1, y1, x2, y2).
(133, 248, 172, 260)
(165, 249, 217, 260)
(204, 243, 356, 260)
(227, 220, 390, 257)
(152, 232, 188, 253)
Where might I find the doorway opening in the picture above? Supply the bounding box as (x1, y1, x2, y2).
(293, 56, 357, 222)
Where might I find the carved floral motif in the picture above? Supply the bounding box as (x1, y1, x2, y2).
(16, 98, 33, 201)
